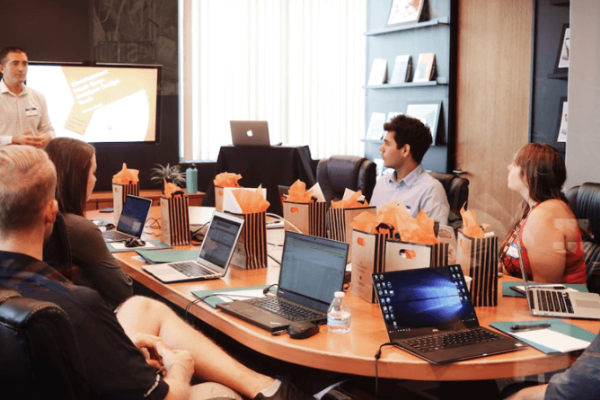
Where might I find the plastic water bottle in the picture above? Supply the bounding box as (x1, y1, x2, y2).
(186, 164, 198, 194)
(327, 291, 351, 333)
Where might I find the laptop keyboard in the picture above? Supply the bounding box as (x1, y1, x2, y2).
(535, 290, 574, 314)
(103, 231, 132, 241)
(401, 328, 503, 353)
(246, 297, 324, 322)
(170, 262, 214, 278)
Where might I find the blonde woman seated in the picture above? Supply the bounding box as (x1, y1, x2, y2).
(500, 143, 587, 284)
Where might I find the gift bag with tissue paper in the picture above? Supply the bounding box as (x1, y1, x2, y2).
(112, 163, 140, 223)
(350, 211, 394, 303)
(328, 190, 376, 262)
(456, 207, 498, 306)
(384, 203, 449, 271)
(160, 180, 191, 246)
(282, 180, 327, 237)
(224, 187, 269, 269)
(213, 172, 242, 212)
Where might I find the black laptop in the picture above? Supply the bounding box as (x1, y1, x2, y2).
(102, 195, 152, 242)
(372, 266, 527, 364)
(216, 231, 349, 333)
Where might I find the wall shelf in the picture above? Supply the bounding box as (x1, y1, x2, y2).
(363, 0, 456, 173)
(363, 77, 448, 89)
(364, 16, 450, 36)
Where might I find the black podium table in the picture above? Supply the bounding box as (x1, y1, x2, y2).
(204, 145, 316, 216)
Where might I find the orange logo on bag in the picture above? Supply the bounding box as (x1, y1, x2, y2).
(398, 249, 417, 259)
(357, 237, 365, 247)
(218, 190, 223, 195)
(290, 207, 300, 214)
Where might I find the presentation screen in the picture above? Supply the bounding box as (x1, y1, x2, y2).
(27, 62, 161, 143)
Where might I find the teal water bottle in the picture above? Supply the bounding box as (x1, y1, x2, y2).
(186, 164, 198, 194)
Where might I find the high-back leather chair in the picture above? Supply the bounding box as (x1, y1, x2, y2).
(566, 182, 600, 294)
(0, 289, 90, 399)
(316, 155, 377, 207)
(429, 172, 470, 231)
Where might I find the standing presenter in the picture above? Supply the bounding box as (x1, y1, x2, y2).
(0, 46, 54, 147)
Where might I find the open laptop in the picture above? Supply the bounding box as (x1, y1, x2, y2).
(230, 120, 270, 146)
(216, 231, 349, 333)
(143, 211, 244, 283)
(516, 242, 600, 319)
(102, 195, 152, 242)
(372, 266, 527, 364)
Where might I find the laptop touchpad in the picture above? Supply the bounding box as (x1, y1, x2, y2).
(575, 299, 600, 309)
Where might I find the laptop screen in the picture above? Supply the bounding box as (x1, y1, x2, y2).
(277, 231, 349, 312)
(372, 266, 479, 338)
(117, 195, 152, 237)
(198, 212, 243, 270)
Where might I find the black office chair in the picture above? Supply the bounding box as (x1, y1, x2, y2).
(566, 182, 600, 294)
(0, 289, 91, 399)
(316, 155, 377, 207)
(429, 172, 470, 231)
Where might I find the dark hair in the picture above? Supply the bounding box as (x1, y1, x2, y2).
(515, 142, 567, 204)
(0, 47, 26, 65)
(501, 143, 567, 251)
(45, 138, 95, 216)
(383, 114, 433, 163)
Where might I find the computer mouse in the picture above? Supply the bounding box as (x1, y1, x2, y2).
(125, 238, 146, 248)
(288, 321, 319, 339)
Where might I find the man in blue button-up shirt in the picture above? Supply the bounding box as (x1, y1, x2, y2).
(370, 114, 449, 225)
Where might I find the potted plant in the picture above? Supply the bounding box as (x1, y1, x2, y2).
(150, 163, 186, 188)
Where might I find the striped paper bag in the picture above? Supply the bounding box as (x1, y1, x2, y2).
(384, 241, 449, 272)
(228, 212, 268, 269)
(456, 231, 499, 306)
(283, 201, 327, 238)
(112, 183, 140, 223)
(328, 206, 376, 262)
(160, 193, 191, 246)
(351, 224, 393, 303)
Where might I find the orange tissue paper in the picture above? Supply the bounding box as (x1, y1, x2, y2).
(287, 180, 314, 203)
(373, 201, 437, 245)
(214, 172, 242, 187)
(460, 206, 485, 238)
(163, 179, 182, 198)
(232, 187, 270, 213)
(112, 163, 139, 185)
(331, 191, 370, 209)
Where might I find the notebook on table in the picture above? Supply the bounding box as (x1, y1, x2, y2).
(516, 243, 600, 319)
(216, 231, 349, 333)
(372, 266, 527, 364)
(230, 120, 270, 146)
(102, 195, 152, 242)
(143, 211, 244, 283)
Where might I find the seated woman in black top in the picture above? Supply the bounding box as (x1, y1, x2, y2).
(45, 137, 133, 310)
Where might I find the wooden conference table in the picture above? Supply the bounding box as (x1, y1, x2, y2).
(100, 208, 600, 381)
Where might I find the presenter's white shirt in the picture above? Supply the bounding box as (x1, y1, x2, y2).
(0, 79, 55, 145)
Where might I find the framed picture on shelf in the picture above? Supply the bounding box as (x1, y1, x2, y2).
(554, 24, 570, 74)
(557, 97, 568, 143)
(387, 0, 424, 26)
(405, 101, 442, 145)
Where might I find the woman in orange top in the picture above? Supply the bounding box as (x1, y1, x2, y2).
(500, 143, 587, 284)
